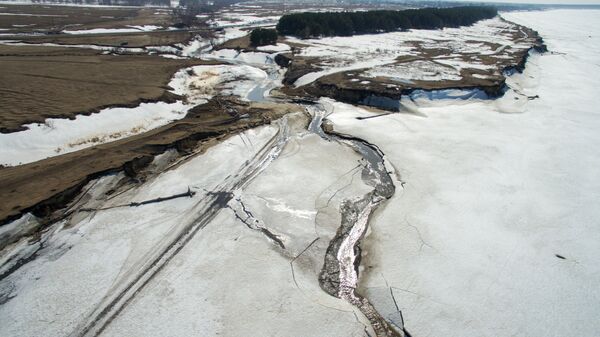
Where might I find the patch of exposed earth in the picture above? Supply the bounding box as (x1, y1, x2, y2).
(0, 96, 300, 240)
(4, 5, 596, 337)
(0, 44, 217, 133)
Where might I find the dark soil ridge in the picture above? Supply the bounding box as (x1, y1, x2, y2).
(280, 23, 547, 111)
(0, 97, 297, 235)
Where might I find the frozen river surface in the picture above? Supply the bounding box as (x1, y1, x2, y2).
(1, 9, 599, 337)
(326, 9, 600, 337)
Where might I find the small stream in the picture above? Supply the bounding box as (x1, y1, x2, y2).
(203, 42, 402, 332)
(229, 50, 403, 336)
(307, 102, 402, 337)
(246, 68, 282, 102)
(204, 50, 282, 103)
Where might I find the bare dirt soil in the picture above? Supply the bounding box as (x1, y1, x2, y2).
(281, 21, 545, 109)
(14, 29, 205, 47)
(0, 44, 214, 132)
(0, 5, 172, 32)
(0, 4, 243, 225)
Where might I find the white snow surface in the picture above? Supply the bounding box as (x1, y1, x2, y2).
(210, 27, 247, 46)
(208, 10, 280, 28)
(206, 48, 275, 67)
(0, 62, 268, 166)
(289, 17, 533, 87)
(256, 43, 290, 52)
(63, 25, 163, 34)
(0, 101, 190, 166)
(0, 125, 281, 337)
(1, 8, 599, 337)
(294, 58, 399, 88)
(169, 64, 268, 101)
(364, 60, 462, 82)
(323, 10, 600, 337)
(0, 114, 372, 337)
(0, 12, 66, 17)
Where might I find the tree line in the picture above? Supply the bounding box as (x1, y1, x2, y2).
(276, 6, 498, 38)
(250, 28, 278, 46)
(29, 0, 170, 5)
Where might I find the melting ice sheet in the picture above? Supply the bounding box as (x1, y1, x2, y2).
(0, 115, 374, 337)
(324, 10, 600, 337)
(0, 60, 274, 166)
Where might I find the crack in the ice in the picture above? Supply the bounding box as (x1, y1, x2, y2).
(353, 311, 374, 337)
(290, 237, 319, 290)
(314, 164, 363, 236)
(390, 288, 401, 314)
(229, 196, 285, 249)
(318, 163, 364, 210)
(403, 218, 436, 253)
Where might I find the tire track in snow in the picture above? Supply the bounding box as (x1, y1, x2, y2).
(69, 117, 290, 337)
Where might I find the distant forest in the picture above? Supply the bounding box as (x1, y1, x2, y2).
(250, 28, 278, 46)
(276, 6, 498, 38)
(26, 0, 170, 5)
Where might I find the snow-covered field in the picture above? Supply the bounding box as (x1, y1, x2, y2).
(290, 17, 535, 87)
(256, 42, 290, 52)
(0, 123, 283, 337)
(169, 64, 268, 101)
(0, 101, 190, 166)
(1, 7, 599, 337)
(0, 61, 271, 166)
(207, 7, 280, 28)
(322, 10, 600, 337)
(0, 39, 181, 54)
(205, 48, 275, 67)
(0, 112, 375, 337)
(364, 60, 462, 83)
(208, 13, 280, 28)
(209, 26, 247, 46)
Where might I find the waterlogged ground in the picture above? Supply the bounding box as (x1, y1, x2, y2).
(1, 7, 600, 337)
